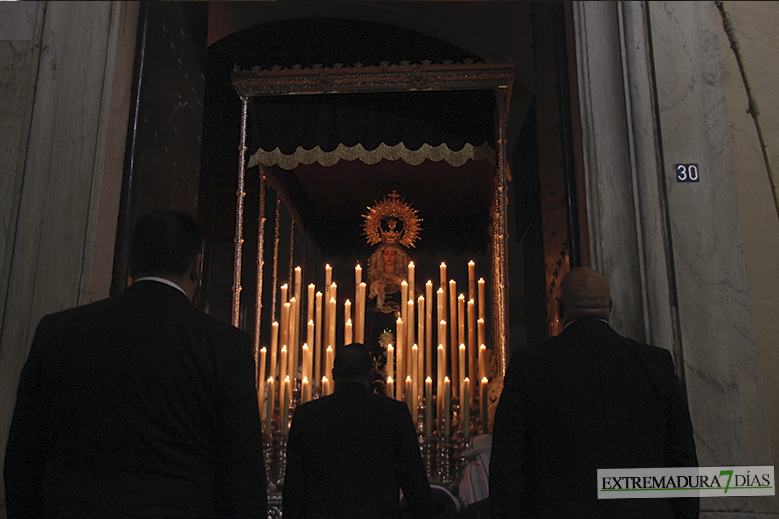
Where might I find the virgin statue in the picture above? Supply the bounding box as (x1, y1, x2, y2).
(361, 191, 422, 392)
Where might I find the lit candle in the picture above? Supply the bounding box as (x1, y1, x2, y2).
(355, 263, 362, 288)
(307, 283, 316, 322)
(478, 318, 486, 358)
(282, 375, 290, 435)
(280, 302, 290, 354)
(449, 280, 458, 394)
(301, 376, 311, 404)
(314, 292, 323, 392)
(258, 347, 267, 405)
(302, 343, 311, 384)
(408, 261, 415, 303)
(425, 376, 433, 438)
(406, 298, 414, 360)
(322, 376, 330, 398)
(265, 377, 275, 435)
(270, 321, 279, 379)
(479, 344, 487, 383)
(325, 345, 334, 391)
(345, 319, 353, 345)
(344, 299, 352, 338)
(459, 343, 466, 402)
(468, 260, 476, 303)
(307, 320, 315, 360)
(279, 346, 288, 391)
(406, 376, 413, 415)
(437, 288, 444, 328)
(328, 296, 336, 353)
(438, 320, 447, 377)
(425, 282, 433, 380)
(480, 377, 489, 434)
(440, 264, 447, 330)
(411, 344, 419, 406)
(288, 297, 298, 387)
(356, 282, 366, 343)
(324, 266, 332, 357)
(478, 278, 485, 321)
(458, 294, 466, 347)
(417, 295, 425, 353)
(462, 378, 470, 439)
(468, 299, 476, 385)
(443, 377, 451, 438)
(400, 281, 408, 324)
(281, 283, 288, 306)
(396, 317, 405, 400)
(417, 344, 423, 411)
(436, 344, 445, 424)
(387, 344, 394, 381)
(387, 376, 394, 400)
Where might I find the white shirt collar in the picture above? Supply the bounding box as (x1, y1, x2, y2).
(563, 318, 610, 330)
(133, 276, 188, 298)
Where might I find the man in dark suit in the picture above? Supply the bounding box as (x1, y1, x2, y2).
(283, 343, 441, 519)
(4, 209, 266, 518)
(489, 267, 698, 519)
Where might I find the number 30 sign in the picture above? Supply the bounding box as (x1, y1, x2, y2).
(676, 164, 699, 182)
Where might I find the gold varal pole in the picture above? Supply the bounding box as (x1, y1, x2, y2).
(232, 96, 249, 328)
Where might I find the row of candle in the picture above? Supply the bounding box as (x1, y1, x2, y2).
(256, 260, 490, 436)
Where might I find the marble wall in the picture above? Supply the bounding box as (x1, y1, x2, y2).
(717, 1, 779, 512)
(573, 1, 777, 516)
(0, 3, 138, 516)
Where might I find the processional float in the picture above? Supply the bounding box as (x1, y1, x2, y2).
(229, 61, 514, 507)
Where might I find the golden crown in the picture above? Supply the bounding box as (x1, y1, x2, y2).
(362, 191, 422, 248)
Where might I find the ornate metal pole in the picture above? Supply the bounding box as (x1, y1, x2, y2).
(232, 96, 249, 328)
(271, 195, 281, 324)
(255, 167, 268, 387)
(492, 85, 512, 377)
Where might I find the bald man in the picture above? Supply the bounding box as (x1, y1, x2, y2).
(489, 267, 698, 519)
(282, 343, 441, 519)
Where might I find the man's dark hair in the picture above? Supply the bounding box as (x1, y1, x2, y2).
(129, 209, 203, 278)
(332, 343, 373, 385)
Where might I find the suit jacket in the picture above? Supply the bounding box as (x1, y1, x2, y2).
(489, 319, 698, 519)
(283, 383, 439, 519)
(4, 280, 266, 518)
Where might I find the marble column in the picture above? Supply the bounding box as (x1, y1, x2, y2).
(572, 1, 776, 516)
(0, 3, 139, 516)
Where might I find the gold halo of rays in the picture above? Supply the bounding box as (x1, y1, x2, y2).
(362, 190, 423, 248)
